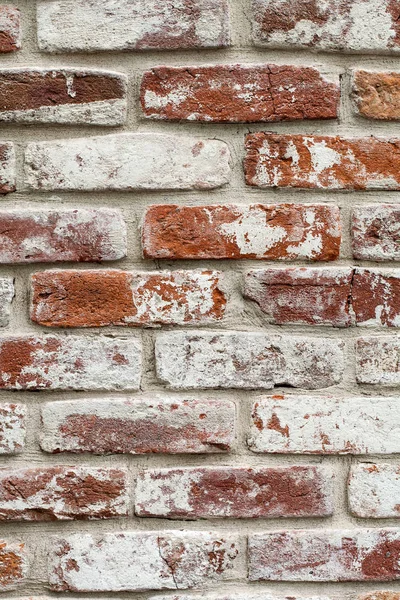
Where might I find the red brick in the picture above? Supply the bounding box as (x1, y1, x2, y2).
(0, 69, 127, 125)
(41, 397, 235, 454)
(140, 65, 339, 122)
(0, 143, 15, 194)
(0, 208, 126, 263)
(352, 268, 400, 326)
(352, 70, 400, 120)
(0, 7, 20, 53)
(245, 133, 400, 190)
(249, 529, 400, 581)
(252, 0, 400, 54)
(0, 466, 128, 520)
(142, 204, 341, 261)
(135, 466, 333, 518)
(244, 267, 353, 327)
(30, 270, 226, 327)
(0, 404, 25, 454)
(352, 205, 400, 261)
(359, 594, 400, 600)
(0, 335, 141, 391)
(0, 540, 27, 589)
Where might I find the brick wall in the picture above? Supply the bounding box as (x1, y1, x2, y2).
(0, 1, 400, 599)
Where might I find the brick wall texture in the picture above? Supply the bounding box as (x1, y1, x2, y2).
(1, 1, 400, 600)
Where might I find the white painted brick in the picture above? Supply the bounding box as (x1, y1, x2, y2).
(48, 532, 240, 591)
(349, 464, 400, 517)
(37, 0, 230, 53)
(0, 278, 14, 326)
(249, 395, 400, 454)
(156, 332, 344, 389)
(0, 404, 25, 454)
(24, 134, 231, 192)
(357, 336, 400, 385)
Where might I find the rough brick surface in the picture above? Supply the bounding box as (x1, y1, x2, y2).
(249, 396, 400, 454)
(0, 143, 15, 194)
(0, 335, 141, 391)
(252, 0, 400, 54)
(0, 466, 128, 520)
(245, 133, 400, 190)
(156, 332, 344, 389)
(352, 205, 400, 260)
(25, 134, 231, 191)
(0, 69, 127, 125)
(30, 270, 226, 327)
(0, 541, 27, 589)
(349, 464, 400, 518)
(150, 597, 331, 600)
(40, 397, 235, 454)
(244, 268, 353, 327)
(142, 204, 341, 261)
(352, 70, 400, 120)
(140, 65, 339, 122)
(352, 268, 400, 326)
(0, 405, 25, 454)
(37, 0, 230, 52)
(135, 466, 334, 519)
(0, 279, 13, 326)
(0, 208, 126, 263)
(49, 532, 239, 591)
(359, 594, 400, 600)
(249, 529, 400, 581)
(0, 7, 20, 53)
(356, 336, 400, 385)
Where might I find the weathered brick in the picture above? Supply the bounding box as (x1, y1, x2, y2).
(0, 208, 126, 263)
(359, 594, 400, 600)
(150, 597, 332, 600)
(37, 0, 230, 52)
(0, 143, 15, 194)
(352, 205, 400, 260)
(0, 335, 141, 391)
(30, 270, 226, 327)
(0, 279, 13, 326)
(349, 464, 400, 518)
(353, 70, 400, 120)
(0, 466, 128, 520)
(0, 404, 25, 454)
(25, 134, 231, 191)
(245, 133, 400, 190)
(49, 532, 239, 591)
(141, 65, 339, 123)
(249, 395, 400, 454)
(156, 332, 344, 389)
(352, 268, 400, 326)
(249, 529, 400, 581)
(244, 267, 352, 327)
(0, 69, 127, 125)
(40, 397, 235, 454)
(0, 540, 27, 589)
(142, 204, 341, 261)
(252, 0, 400, 54)
(135, 466, 333, 519)
(356, 336, 400, 385)
(0, 7, 20, 53)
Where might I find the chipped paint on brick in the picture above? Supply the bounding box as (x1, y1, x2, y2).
(24, 134, 231, 192)
(49, 532, 239, 591)
(245, 133, 400, 190)
(31, 270, 226, 327)
(0, 7, 20, 52)
(249, 395, 400, 454)
(349, 463, 400, 517)
(0, 405, 25, 454)
(40, 397, 235, 454)
(142, 204, 341, 261)
(156, 331, 344, 389)
(352, 205, 400, 260)
(0, 143, 15, 194)
(141, 65, 339, 122)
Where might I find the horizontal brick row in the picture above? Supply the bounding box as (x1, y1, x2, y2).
(1, 67, 400, 123)
(0, 204, 396, 263)
(4, 529, 400, 590)
(27, 267, 400, 328)
(0, 334, 397, 391)
(3, 134, 400, 191)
